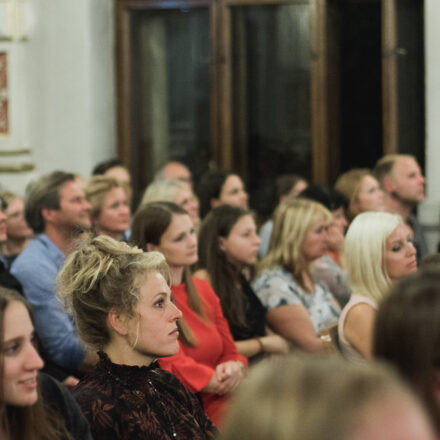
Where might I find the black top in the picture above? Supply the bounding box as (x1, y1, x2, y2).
(73, 352, 218, 440)
(228, 275, 266, 341)
(40, 372, 93, 440)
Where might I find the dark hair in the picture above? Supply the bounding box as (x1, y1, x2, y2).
(197, 205, 252, 331)
(419, 253, 440, 272)
(298, 185, 348, 212)
(92, 158, 125, 176)
(25, 171, 75, 233)
(374, 270, 440, 434)
(196, 170, 235, 218)
(0, 287, 72, 440)
(130, 201, 204, 346)
(275, 175, 306, 200)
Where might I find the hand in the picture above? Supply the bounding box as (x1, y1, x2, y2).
(261, 335, 290, 354)
(214, 361, 245, 395)
(327, 223, 345, 254)
(63, 375, 80, 388)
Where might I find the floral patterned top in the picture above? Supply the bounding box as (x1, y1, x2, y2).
(252, 266, 340, 334)
(73, 352, 217, 440)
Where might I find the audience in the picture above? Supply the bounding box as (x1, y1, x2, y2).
(299, 185, 351, 307)
(374, 270, 440, 436)
(197, 170, 248, 219)
(195, 205, 289, 361)
(57, 236, 217, 439)
(85, 176, 131, 241)
(0, 190, 33, 266)
(220, 354, 437, 440)
(258, 174, 308, 258)
(130, 201, 247, 426)
(11, 172, 98, 378)
(140, 179, 200, 228)
(373, 154, 428, 262)
(338, 212, 417, 361)
(334, 168, 384, 222)
(155, 161, 193, 188)
(253, 199, 340, 352)
(0, 287, 93, 440)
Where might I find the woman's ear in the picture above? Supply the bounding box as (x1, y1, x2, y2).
(107, 308, 129, 336)
(146, 242, 157, 252)
(218, 236, 227, 252)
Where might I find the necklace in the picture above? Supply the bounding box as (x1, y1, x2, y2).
(106, 367, 177, 438)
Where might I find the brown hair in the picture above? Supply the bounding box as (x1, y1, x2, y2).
(130, 201, 203, 346)
(372, 154, 415, 188)
(57, 235, 170, 350)
(0, 287, 72, 440)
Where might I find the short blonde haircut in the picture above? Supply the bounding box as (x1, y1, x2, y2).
(373, 154, 415, 188)
(140, 179, 190, 208)
(258, 198, 332, 281)
(334, 168, 372, 220)
(57, 235, 170, 350)
(345, 211, 403, 302)
(85, 176, 129, 219)
(221, 354, 420, 440)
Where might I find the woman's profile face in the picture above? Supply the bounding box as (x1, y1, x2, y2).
(2, 301, 43, 406)
(219, 215, 260, 267)
(354, 175, 385, 215)
(175, 187, 200, 227)
(384, 224, 417, 280)
(151, 214, 198, 268)
(5, 198, 33, 240)
(217, 175, 248, 210)
(124, 272, 182, 366)
(301, 220, 330, 262)
(96, 187, 131, 237)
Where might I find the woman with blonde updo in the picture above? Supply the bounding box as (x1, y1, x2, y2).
(84, 176, 130, 241)
(334, 168, 384, 222)
(338, 212, 417, 361)
(57, 235, 217, 440)
(253, 199, 340, 352)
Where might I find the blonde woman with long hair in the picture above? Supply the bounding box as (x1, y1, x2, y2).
(253, 199, 340, 352)
(338, 211, 417, 361)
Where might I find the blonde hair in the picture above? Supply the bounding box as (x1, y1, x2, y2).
(140, 179, 190, 207)
(57, 235, 171, 350)
(221, 354, 420, 440)
(85, 176, 129, 219)
(334, 169, 372, 220)
(345, 211, 403, 302)
(258, 198, 332, 283)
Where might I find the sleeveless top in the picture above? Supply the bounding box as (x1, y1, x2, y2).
(338, 294, 378, 362)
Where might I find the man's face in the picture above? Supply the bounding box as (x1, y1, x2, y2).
(387, 157, 425, 204)
(50, 180, 92, 232)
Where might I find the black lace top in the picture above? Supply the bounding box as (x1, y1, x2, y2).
(73, 352, 217, 440)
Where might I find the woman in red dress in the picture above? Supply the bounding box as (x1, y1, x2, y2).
(131, 201, 247, 426)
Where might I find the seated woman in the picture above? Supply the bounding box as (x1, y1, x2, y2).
(0, 287, 93, 440)
(84, 176, 131, 241)
(299, 185, 351, 307)
(334, 168, 384, 222)
(140, 179, 200, 228)
(253, 199, 340, 352)
(130, 202, 247, 426)
(338, 211, 417, 361)
(258, 174, 308, 258)
(197, 170, 248, 219)
(194, 205, 289, 361)
(0, 190, 33, 266)
(57, 235, 217, 439)
(220, 354, 437, 440)
(374, 270, 440, 436)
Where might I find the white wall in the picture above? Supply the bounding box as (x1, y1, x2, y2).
(421, 0, 440, 253)
(0, 0, 116, 195)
